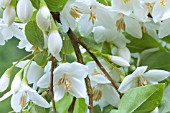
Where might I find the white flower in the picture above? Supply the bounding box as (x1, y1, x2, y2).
(119, 66, 170, 93)
(38, 62, 88, 101)
(36, 6, 51, 31)
(15, 60, 44, 88)
(0, 68, 12, 92)
(48, 30, 63, 61)
(86, 61, 120, 108)
(0, 70, 50, 112)
(3, 5, 16, 26)
(0, 0, 11, 8)
(17, 0, 34, 23)
(118, 47, 131, 62)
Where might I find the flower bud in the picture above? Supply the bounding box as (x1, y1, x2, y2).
(110, 56, 130, 67)
(17, 0, 34, 23)
(3, 5, 16, 26)
(48, 30, 62, 61)
(0, 68, 13, 92)
(118, 47, 131, 62)
(0, 0, 11, 8)
(36, 6, 51, 31)
(11, 69, 23, 93)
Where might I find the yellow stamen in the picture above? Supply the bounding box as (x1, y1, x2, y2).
(19, 93, 27, 108)
(160, 0, 166, 6)
(93, 88, 102, 101)
(116, 18, 125, 32)
(124, 0, 130, 4)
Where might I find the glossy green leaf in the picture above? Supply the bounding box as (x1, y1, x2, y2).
(159, 96, 170, 113)
(30, 0, 40, 9)
(118, 84, 165, 113)
(56, 94, 72, 113)
(25, 21, 44, 49)
(73, 98, 87, 113)
(45, 0, 67, 12)
(124, 33, 164, 53)
(34, 51, 48, 67)
(162, 35, 170, 43)
(140, 50, 170, 71)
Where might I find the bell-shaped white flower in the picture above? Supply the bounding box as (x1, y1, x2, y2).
(86, 61, 120, 108)
(119, 66, 170, 93)
(0, 67, 13, 92)
(48, 30, 62, 61)
(3, 5, 16, 26)
(0, 70, 50, 112)
(38, 62, 88, 102)
(36, 6, 51, 31)
(0, 0, 11, 8)
(17, 0, 34, 23)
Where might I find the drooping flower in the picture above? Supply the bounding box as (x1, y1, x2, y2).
(0, 67, 13, 92)
(3, 5, 16, 26)
(17, 0, 34, 23)
(38, 62, 88, 102)
(0, 70, 50, 112)
(48, 30, 63, 61)
(36, 5, 51, 32)
(86, 61, 120, 108)
(0, 0, 11, 8)
(119, 66, 170, 93)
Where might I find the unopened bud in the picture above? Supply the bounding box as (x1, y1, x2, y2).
(48, 30, 62, 61)
(0, 0, 11, 8)
(3, 5, 16, 26)
(36, 6, 51, 31)
(17, 0, 34, 23)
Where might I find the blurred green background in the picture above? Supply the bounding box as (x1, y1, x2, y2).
(0, 38, 29, 113)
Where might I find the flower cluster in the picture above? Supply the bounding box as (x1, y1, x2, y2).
(0, 0, 170, 113)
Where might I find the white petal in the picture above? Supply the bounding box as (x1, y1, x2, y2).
(118, 74, 138, 93)
(27, 90, 50, 108)
(144, 70, 170, 83)
(37, 72, 50, 88)
(110, 56, 130, 67)
(11, 92, 22, 112)
(27, 62, 44, 84)
(0, 71, 10, 92)
(69, 77, 86, 98)
(152, 2, 165, 22)
(124, 17, 142, 38)
(131, 66, 148, 77)
(54, 85, 65, 102)
(0, 32, 5, 45)
(158, 18, 170, 38)
(78, 14, 93, 37)
(0, 91, 12, 102)
(118, 47, 131, 62)
(102, 85, 120, 107)
(90, 75, 110, 84)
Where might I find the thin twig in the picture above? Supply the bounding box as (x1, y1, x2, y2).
(68, 30, 122, 97)
(50, 56, 57, 113)
(67, 29, 94, 113)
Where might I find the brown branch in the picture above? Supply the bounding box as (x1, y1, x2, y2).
(68, 30, 122, 97)
(67, 29, 94, 113)
(50, 56, 57, 113)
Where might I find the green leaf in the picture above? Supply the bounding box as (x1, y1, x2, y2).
(159, 96, 170, 113)
(102, 105, 115, 113)
(31, 105, 49, 113)
(30, 0, 40, 9)
(162, 35, 170, 43)
(45, 0, 67, 12)
(66, 54, 76, 63)
(97, 0, 111, 6)
(140, 50, 170, 71)
(25, 21, 44, 49)
(118, 84, 165, 113)
(56, 94, 72, 113)
(34, 51, 48, 67)
(73, 98, 87, 113)
(124, 33, 164, 53)
(62, 38, 74, 54)
(101, 42, 112, 54)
